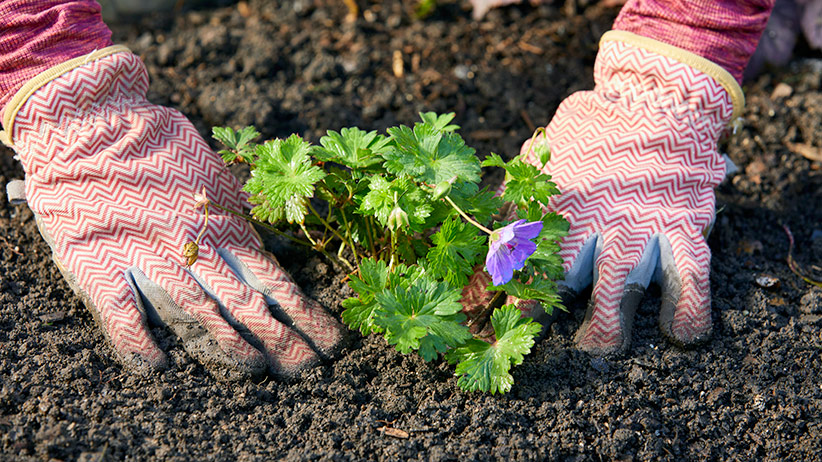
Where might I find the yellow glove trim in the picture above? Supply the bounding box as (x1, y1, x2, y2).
(601, 31, 745, 120)
(0, 45, 131, 147)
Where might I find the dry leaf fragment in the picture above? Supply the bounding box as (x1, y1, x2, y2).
(378, 426, 410, 439)
(755, 275, 781, 290)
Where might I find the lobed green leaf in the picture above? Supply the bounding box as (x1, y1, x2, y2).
(426, 216, 486, 288)
(374, 274, 471, 358)
(213, 126, 260, 164)
(313, 127, 391, 173)
(446, 304, 542, 394)
(242, 135, 326, 224)
(383, 123, 480, 186)
(341, 258, 390, 335)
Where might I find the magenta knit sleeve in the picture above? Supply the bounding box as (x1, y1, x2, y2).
(613, 0, 776, 83)
(0, 0, 113, 115)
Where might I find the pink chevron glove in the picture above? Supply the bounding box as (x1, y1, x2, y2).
(519, 32, 744, 355)
(2, 48, 344, 379)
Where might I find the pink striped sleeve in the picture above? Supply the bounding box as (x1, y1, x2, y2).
(613, 0, 776, 83)
(0, 0, 113, 115)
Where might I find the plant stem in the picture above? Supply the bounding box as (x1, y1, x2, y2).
(195, 203, 209, 245)
(339, 211, 361, 273)
(207, 200, 355, 272)
(364, 216, 377, 258)
(299, 223, 319, 247)
(208, 201, 313, 248)
(388, 228, 397, 271)
(307, 201, 349, 246)
(444, 195, 494, 235)
(466, 290, 503, 328)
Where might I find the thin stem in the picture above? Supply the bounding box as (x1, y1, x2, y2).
(307, 201, 349, 245)
(339, 211, 361, 273)
(444, 195, 494, 235)
(195, 204, 209, 245)
(208, 201, 313, 248)
(299, 223, 319, 247)
(466, 290, 504, 328)
(208, 200, 355, 272)
(388, 228, 397, 272)
(363, 216, 377, 258)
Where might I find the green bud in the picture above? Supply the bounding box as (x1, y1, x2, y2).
(431, 181, 452, 200)
(387, 206, 410, 231)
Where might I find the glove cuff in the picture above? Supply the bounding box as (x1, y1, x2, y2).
(598, 31, 744, 122)
(0, 44, 131, 148)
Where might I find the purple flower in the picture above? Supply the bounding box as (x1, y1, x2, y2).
(485, 219, 543, 286)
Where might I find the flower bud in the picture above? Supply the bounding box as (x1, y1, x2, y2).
(182, 241, 199, 266)
(387, 206, 410, 231)
(431, 181, 452, 200)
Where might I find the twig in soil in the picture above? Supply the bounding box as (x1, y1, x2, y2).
(782, 224, 822, 287)
(0, 235, 22, 256)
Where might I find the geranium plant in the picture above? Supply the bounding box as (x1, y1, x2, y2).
(198, 113, 567, 394)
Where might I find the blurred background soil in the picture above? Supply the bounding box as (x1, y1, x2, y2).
(1, 1, 821, 460)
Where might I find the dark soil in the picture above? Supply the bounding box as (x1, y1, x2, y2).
(2, 1, 821, 460)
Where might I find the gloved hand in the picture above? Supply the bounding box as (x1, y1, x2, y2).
(1, 48, 344, 379)
(518, 31, 743, 354)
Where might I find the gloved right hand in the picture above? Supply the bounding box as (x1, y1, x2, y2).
(519, 31, 743, 354)
(2, 47, 344, 379)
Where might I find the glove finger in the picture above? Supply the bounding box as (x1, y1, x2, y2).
(658, 232, 712, 345)
(217, 245, 345, 358)
(43, 235, 165, 373)
(189, 246, 319, 376)
(124, 257, 267, 380)
(574, 232, 651, 355)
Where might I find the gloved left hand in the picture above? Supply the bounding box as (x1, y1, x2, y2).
(2, 47, 344, 379)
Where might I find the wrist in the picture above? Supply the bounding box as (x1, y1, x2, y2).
(1, 45, 132, 148)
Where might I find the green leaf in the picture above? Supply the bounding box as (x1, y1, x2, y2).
(243, 135, 326, 224)
(313, 127, 391, 172)
(358, 176, 432, 232)
(502, 157, 560, 208)
(527, 213, 569, 275)
(341, 258, 390, 335)
(212, 126, 260, 164)
(418, 112, 459, 132)
(426, 216, 486, 288)
(494, 276, 563, 313)
(446, 304, 542, 394)
(374, 274, 471, 358)
(447, 182, 504, 225)
(480, 152, 506, 168)
(384, 122, 480, 185)
(386, 263, 426, 289)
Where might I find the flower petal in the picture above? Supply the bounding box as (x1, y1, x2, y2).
(510, 240, 537, 271)
(486, 245, 516, 286)
(512, 220, 543, 239)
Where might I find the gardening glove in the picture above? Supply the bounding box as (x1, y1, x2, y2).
(1, 47, 344, 379)
(518, 31, 746, 354)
